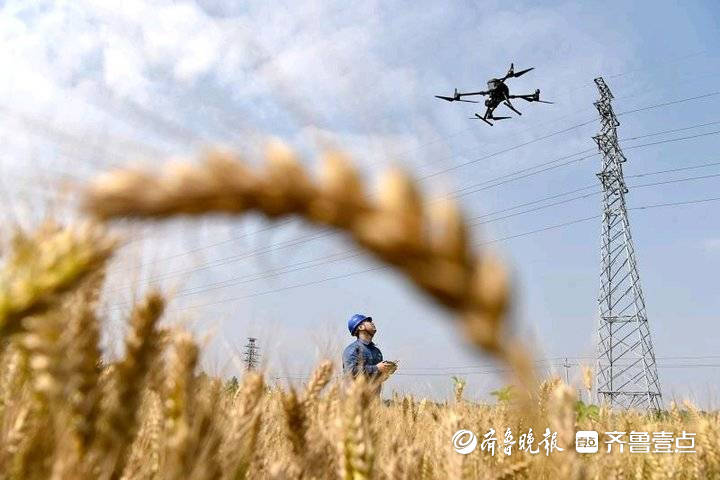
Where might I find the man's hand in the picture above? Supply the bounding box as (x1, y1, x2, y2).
(377, 361, 397, 375)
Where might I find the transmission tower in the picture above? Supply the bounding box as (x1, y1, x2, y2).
(593, 77, 662, 410)
(243, 337, 260, 371)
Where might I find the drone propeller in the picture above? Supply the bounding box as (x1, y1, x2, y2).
(502, 63, 535, 81)
(435, 94, 479, 103)
(512, 67, 534, 78)
(489, 116, 511, 120)
(535, 99, 554, 104)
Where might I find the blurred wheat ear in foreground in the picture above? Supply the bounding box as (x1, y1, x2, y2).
(82, 145, 529, 373)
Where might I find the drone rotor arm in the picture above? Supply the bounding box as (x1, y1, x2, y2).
(457, 90, 489, 97)
(509, 90, 554, 104)
(508, 94, 532, 101)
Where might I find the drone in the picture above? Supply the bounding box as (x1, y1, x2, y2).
(435, 63, 553, 126)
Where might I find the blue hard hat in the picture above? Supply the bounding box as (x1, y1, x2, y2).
(348, 313, 372, 335)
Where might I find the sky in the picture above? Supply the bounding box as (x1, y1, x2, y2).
(0, 0, 718, 406)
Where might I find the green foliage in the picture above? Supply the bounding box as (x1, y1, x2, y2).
(490, 385, 513, 404)
(225, 376, 240, 394)
(575, 400, 600, 422)
(450, 376, 466, 387)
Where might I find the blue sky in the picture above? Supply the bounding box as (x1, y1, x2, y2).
(0, 0, 718, 406)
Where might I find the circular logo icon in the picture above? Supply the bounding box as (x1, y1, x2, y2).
(452, 429, 478, 454)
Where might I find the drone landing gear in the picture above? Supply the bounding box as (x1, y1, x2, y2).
(473, 113, 494, 126)
(471, 113, 510, 126)
(503, 100, 522, 116)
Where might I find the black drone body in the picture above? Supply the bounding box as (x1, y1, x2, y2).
(435, 63, 553, 126)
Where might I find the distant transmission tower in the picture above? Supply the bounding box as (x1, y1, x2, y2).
(244, 337, 260, 371)
(593, 77, 662, 410)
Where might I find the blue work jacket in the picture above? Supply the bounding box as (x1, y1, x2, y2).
(342, 338, 383, 377)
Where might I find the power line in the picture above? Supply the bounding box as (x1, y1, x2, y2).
(152, 194, 720, 313)
(392, 363, 720, 377)
(419, 90, 720, 180)
(107, 228, 338, 290)
(616, 91, 720, 117)
(473, 170, 720, 226)
(473, 193, 601, 226)
(106, 121, 720, 294)
(605, 50, 711, 80)
(627, 160, 720, 178)
(631, 195, 720, 210)
(453, 128, 720, 200)
(399, 354, 720, 372)
(469, 158, 720, 221)
(108, 161, 720, 306)
(157, 250, 364, 300)
(450, 119, 720, 200)
(419, 119, 598, 180)
(485, 193, 720, 246)
(408, 66, 720, 174)
(481, 215, 600, 245)
(621, 120, 720, 141)
(107, 130, 597, 277)
(110, 186, 717, 309)
(380, 50, 720, 170)
(107, 89, 720, 280)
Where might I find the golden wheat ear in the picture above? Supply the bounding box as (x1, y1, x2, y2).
(161, 330, 199, 479)
(338, 375, 376, 480)
(82, 144, 517, 360)
(220, 371, 265, 478)
(303, 360, 334, 406)
(89, 291, 165, 478)
(0, 224, 114, 478)
(0, 222, 115, 339)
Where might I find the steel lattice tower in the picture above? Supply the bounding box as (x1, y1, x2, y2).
(593, 77, 662, 410)
(243, 337, 260, 371)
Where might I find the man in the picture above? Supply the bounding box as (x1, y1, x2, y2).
(342, 313, 396, 383)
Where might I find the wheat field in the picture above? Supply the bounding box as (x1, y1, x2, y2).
(0, 145, 717, 479)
